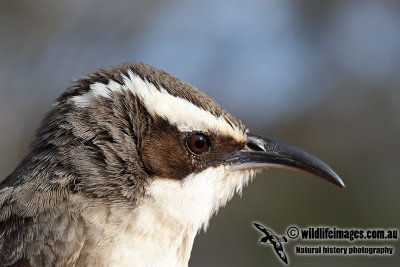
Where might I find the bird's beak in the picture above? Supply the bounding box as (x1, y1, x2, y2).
(226, 133, 345, 188)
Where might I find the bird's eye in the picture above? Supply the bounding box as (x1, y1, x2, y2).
(186, 133, 210, 155)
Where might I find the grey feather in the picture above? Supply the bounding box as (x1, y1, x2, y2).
(0, 64, 156, 266)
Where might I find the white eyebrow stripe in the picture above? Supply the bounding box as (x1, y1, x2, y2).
(71, 93, 91, 108)
(72, 71, 246, 142)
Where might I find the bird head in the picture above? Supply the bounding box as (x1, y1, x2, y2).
(29, 63, 343, 232)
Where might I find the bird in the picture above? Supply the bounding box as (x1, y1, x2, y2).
(0, 63, 344, 266)
(253, 222, 288, 264)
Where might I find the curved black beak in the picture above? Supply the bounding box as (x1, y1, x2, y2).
(226, 133, 345, 188)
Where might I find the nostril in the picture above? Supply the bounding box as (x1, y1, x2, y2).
(246, 140, 265, 152)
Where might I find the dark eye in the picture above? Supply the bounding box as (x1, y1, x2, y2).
(186, 133, 210, 155)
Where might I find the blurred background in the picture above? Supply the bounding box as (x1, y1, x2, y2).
(0, 0, 399, 266)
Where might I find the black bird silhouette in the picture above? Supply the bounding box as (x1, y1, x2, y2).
(254, 222, 288, 264)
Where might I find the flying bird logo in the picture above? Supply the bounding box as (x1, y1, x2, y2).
(254, 222, 289, 264)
